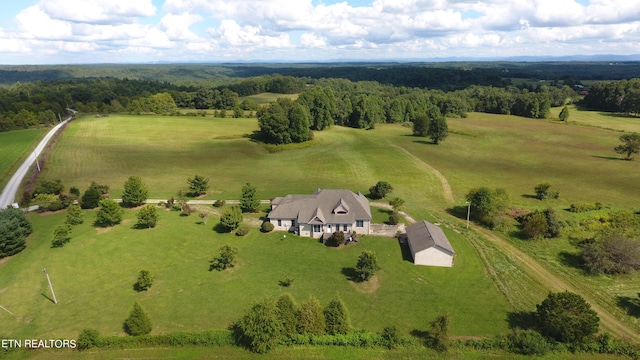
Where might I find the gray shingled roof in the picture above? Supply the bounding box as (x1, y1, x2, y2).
(405, 220, 455, 255)
(268, 189, 371, 223)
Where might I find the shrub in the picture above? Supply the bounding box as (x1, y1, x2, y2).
(534, 183, 559, 200)
(136, 205, 159, 228)
(236, 226, 250, 236)
(95, 199, 124, 227)
(429, 314, 450, 352)
(388, 212, 400, 225)
(580, 234, 640, 274)
(324, 298, 351, 335)
(81, 181, 108, 209)
(235, 298, 282, 353)
(187, 175, 209, 197)
(327, 231, 345, 247)
(261, 221, 274, 233)
(135, 270, 154, 291)
(569, 202, 603, 213)
(505, 329, 551, 355)
(65, 204, 84, 225)
(220, 206, 242, 231)
(297, 296, 326, 336)
(124, 302, 152, 336)
(34, 179, 64, 195)
(380, 326, 401, 349)
(213, 199, 226, 208)
(77, 329, 100, 350)
(51, 224, 72, 248)
(465, 187, 509, 228)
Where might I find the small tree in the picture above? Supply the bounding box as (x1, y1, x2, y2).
(124, 302, 152, 336)
(559, 105, 570, 121)
(236, 298, 283, 353)
(388, 197, 405, 212)
(220, 206, 243, 231)
(210, 244, 238, 271)
(355, 250, 381, 282)
(296, 296, 326, 335)
(65, 204, 84, 225)
(412, 114, 428, 137)
(427, 109, 448, 144)
(429, 314, 450, 352)
(136, 204, 159, 228)
(95, 199, 124, 227)
(465, 187, 509, 228)
(381, 326, 401, 349)
(369, 181, 393, 199)
(520, 211, 549, 239)
(187, 175, 209, 196)
(121, 176, 149, 208)
(615, 133, 640, 160)
(81, 181, 108, 209)
(0, 208, 32, 258)
(240, 182, 260, 213)
(276, 294, 298, 339)
(76, 329, 100, 351)
(324, 298, 351, 335)
(534, 183, 559, 200)
(51, 224, 72, 248)
(135, 270, 154, 291)
(536, 291, 599, 343)
(34, 179, 64, 195)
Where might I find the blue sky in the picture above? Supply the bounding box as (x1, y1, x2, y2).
(1, 0, 640, 64)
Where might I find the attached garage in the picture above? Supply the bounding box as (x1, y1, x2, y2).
(405, 220, 455, 267)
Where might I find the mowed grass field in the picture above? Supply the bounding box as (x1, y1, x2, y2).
(0, 206, 511, 339)
(241, 92, 299, 105)
(0, 129, 44, 188)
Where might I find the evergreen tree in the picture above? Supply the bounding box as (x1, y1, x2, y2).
(124, 302, 152, 336)
(136, 204, 159, 228)
(296, 296, 326, 335)
(237, 298, 283, 353)
(559, 105, 570, 121)
(81, 181, 108, 209)
(121, 176, 149, 207)
(324, 297, 351, 335)
(65, 204, 84, 225)
(210, 244, 238, 271)
(0, 207, 32, 258)
(95, 199, 124, 227)
(355, 250, 381, 282)
(187, 175, 210, 196)
(51, 224, 72, 247)
(276, 294, 298, 338)
(240, 182, 260, 213)
(220, 206, 243, 231)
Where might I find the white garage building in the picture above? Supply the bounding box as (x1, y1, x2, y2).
(405, 220, 455, 267)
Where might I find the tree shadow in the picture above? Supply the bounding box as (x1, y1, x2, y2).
(506, 311, 538, 330)
(131, 223, 152, 230)
(520, 194, 538, 200)
(409, 329, 431, 343)
(616, 296, 640, 317)
(591, 155, 629, 161)
(558, 251, 584, 271)
(412, 140, 436, 146)
(213, 223, 231, 234)
(341, 267, 361, 283)
(446, 205, 467, 221)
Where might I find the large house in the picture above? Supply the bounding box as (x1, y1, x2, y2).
(405, 220, 455, 267)
(268, 189, 371, 239)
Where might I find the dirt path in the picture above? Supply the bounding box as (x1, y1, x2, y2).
(389, 143, 455, 205)
(370, 202, 417, 224)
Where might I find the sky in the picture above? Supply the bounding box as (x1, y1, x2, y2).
(1, 0, 640, 64)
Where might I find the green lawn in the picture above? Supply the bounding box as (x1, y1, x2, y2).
(550, 104, 640, 133)
(0, 129, 44, 188)
(0, 206, 510, 340)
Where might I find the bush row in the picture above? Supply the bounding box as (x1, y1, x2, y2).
(79, 330, 234, 350)
(283, 330, 417, 348)
(569, 202, 603, 213)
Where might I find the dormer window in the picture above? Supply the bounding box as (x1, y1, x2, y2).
(333, 198, 350, 214)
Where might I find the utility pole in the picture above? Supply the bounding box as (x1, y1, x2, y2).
(34, 153, 40, 172)
(42, 268, 58, 304)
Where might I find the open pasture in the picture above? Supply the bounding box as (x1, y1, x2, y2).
(0, 207, 510, 339)
(0, 129, 43, 188)
(550, 104, 640, 133)
(240, 92, 299, 105)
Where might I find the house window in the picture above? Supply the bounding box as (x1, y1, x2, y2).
(356, 220, 364, 227)
(278, 220, 282, 227)
(313, 225, 321, 232)
(343, 224, 348, 231)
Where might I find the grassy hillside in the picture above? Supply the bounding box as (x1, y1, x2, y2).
(0, 129, 43, 188)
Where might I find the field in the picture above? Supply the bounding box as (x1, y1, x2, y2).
(3, 108, 640, 355)
(0, 129, 43, 188)
(241, 92, 300, 105)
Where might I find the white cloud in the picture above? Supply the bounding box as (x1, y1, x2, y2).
(40, 0, 156, 24)
(160, 13, 203, 41)
(16, 5, 72, 40)
(300, 33, 327, 47)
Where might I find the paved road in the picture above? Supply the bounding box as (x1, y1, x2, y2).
(0, 116, 72, 209)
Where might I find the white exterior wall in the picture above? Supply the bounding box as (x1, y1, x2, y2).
(299, 223, 312, 237)
(353, 220, 370, 235)
(413, 247, 454, 267)
(270, 218, 295, 232)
